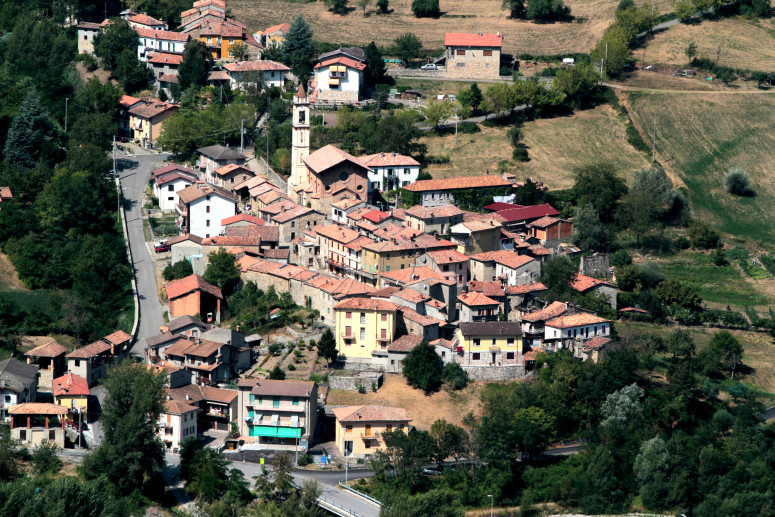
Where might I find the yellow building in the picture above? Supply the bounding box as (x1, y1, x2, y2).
(128, 99, 178, 148)
(455, 321, 523, 367)
(334, 298, 398, 361)
(332, 405, 411, 457)
(198, 21, 247, 60)
(52, 373, 89, 413)
(360, 234, 457, 285)
(262, 23, 291, 47)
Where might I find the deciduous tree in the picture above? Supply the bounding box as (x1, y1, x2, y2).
(402, 341, 442, 392)
(178, 40, 211, 91)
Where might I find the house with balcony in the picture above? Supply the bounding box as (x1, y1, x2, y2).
(0, 359, 39, 423)
(52, 372, 89, 423)
(224, 60, 291, 90)
(316, 224, 363, 277)
(208, 163, 255, 190)
(527, 216, 574, 245)
(520, 301, 571, 346)
(9, 403, 68, 447)
(128, 98, 178, 148)
(135, 28, 189, 61)
(450, 219, 502, 255)
(457, 291, 500, 322)
(333, 405, 411, 457)
(169, 384, 238, 431)
(196, 145, 247, 176)
(544, 313, 612, 349)
(161, 337, 237, 385)
(66, 341, 114, 387)
(24, 340, 67, 391)
(237, 379, 318, 450)
(159, 398, 200, 451)
(334, 298, 398, 365)
(313, 50, 367, 103)
(494, 253, 541, 286)
(402, 174, 513, 207)
(454, 322, 525, 378)
(360, 234, 457, 286)
(362, 152, 421, 193)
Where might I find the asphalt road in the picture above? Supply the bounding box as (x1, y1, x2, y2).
(114, 147, 168, 359)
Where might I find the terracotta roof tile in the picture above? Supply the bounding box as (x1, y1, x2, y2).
(263, 22, 291, 34)
(147, 52, 183, 65)
(545, 313, 611, 328)
(458, 291, 499, 307)
(314, 56, 367, 71)
(332, 198, 365, 210)
(426, 249, 468, 264)
(430, 338, 455, 350)
(224, 60, 290, 72)
(129, 13, 165, 26)
(168, 233, 204, 246)
(25, 340, 67, 358)
(403, 175, 511, 192)
(8, 403, 68, 415)
(468, 281, 505, 297)
(332, 405, 411, 423)
(444, 32, 503, 48)
(361, 210, 391, 224)
(272, 206, 315, 223)
(214, 163, 253, 177)
(222, 213, 265, 226)
(178, 182, 237, 204)
(165, 274, 223, 300)
(345, 236, 375, 251)
(165, 399, 200, 415)
(405, 204, 464, 219)
(521, 301, 568, 323)
(104, 330, 132, 345)
(496, 204, 559, 223)
(572, 274, 615, 292)
(52, 373, 89, 397)
(494, 253, 535, 270)
(392, 289, 427, 303)
(363, 234, 455, 254)
(315, 224, 360, 244)
(528, 216, 564, 228)
(202, 225, 279, 246)
(136, 27, 190, 41)
(381, 266, 447, 286)
(505, 282, 547, 295)
(335, 298, 397, 311)
(583, 336, 611, 350)
(303, 144, 369, 173)
(360, 153, 420, 167)
(129, 99, 178, 119)
(66, 340, 112, 359)
(527, 244, 552, 256)
(387, 334, 423, 352)
(238, 379, 315, 397)
(398, 307, 444, 326)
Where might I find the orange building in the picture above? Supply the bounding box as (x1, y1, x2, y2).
(527, 216, 574, 245)
(166, 274, 224, 323)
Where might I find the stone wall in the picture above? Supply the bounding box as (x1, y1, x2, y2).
(329, 371, 383, 391)
(317, 89, 359, 103)
(460, 364, 526, 381)
(579, 253, 610, 278)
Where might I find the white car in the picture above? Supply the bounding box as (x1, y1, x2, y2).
(421, 63, 438, 71)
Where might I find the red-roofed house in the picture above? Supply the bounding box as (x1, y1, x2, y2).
(166, 274, 224, 323)
(159, 398, 199, 451)
(403, 174, 513, 207)
(444, 32, 503, 79)
(135, 28, 190, 61)
(331, 198, 367, 225)
(575, 336, 612, 363)
(493, 253, 540, 286)
(458, 291, 500, 322)
(294, 144, 371, 213)
(450, 218, 502, 254)
(177, 182, 238, 238)
(332, 404, 411, 457)
(0, 186, 13, 206)
(77, 22, 102, 55)
(361, 152, 421, 193)
(313, 55, 367, 103)
(52, 373, 89, 415)
(208, 163, 255, 189)
(528, 216, 574, 245)
(545, 313, 611, 348)
(261, 23, 291, 47)
(496, 203, 561, 230)
(222, 213, 265, 229)
(128, 13, 167, 30)
(128, 98, 178, 148)
(572, 274, 617, 309)
(405, 205, 465, 235)
(416, 249, 468, 288)
(224, 60, 291, 89)
(334, 298, 398, 363)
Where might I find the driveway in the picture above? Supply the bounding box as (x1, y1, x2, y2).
(114, 147, 170, 359)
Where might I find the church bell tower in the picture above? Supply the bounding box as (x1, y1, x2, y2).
(289, 84, 310, 198)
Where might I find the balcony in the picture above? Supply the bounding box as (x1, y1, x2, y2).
(376, 336, 391, 342)
(471, 315, 498, 322)
(340, 332, 354, 339)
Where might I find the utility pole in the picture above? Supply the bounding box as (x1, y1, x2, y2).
(345, 455, 348, 485)
(603, 41, 608, 79)
(651, 117, 657, 163)
(65, 98, 69, 133)
(454, 107, 459, 148)
(240, 119, 244, 153)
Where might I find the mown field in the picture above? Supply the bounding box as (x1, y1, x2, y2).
(639, 17, 775, 72)
(627, 91, 775, 243)
(232, 0, 673, 56)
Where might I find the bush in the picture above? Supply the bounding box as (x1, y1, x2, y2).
(712, 249, 728, 266)
(441, 363, 468, 390)
(298, 453, 313, 466)
(269, 366, 286, 380)
(688, 221, 720, 249)
(724, 167, 754, 196)
(512, 147, 530, 162)
(287, 364, 296, 371)
(610, 249, 632, 268)
(411, 0, 440, 17)
(720, 311, 748, 328)
(457, 121, 480, 134)
(508, 126, 523, 147)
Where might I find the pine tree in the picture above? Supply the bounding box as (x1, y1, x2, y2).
(364, 42, 387, 87)
(178, 40, 211, 91)
(283, 16, 316, 84)
(3, 92, 57, 172)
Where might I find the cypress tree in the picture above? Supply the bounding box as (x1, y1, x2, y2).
(282, 16, 316, 84)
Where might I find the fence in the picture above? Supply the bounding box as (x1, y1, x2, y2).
(339, 481, 383, 507)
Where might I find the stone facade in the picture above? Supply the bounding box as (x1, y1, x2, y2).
(580, 253, 610, 278)
(328, 371, 382, 391)
(317, 88, 359, 103)
(460, 364, 526, 381)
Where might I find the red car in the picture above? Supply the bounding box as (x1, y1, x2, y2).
(154, 242, 171, 253)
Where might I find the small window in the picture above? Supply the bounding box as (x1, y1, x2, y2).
(506, 352, 514, 360)
(381, 313, 387, 322)
(206, 220, 210, 227)
(456, 49, 465, 55)
(473, 339, 480, 347)
(293, 398, 299, 406)
(472, 352, 480, 360)
(346, 312, 352, 319)
(74, 360, 80, 367)
(360, 312, 366, 324)
(492, 339, 497, 347)
(346, 425, 353, 433)
(360, 328, 366, 340)
(507, 338, 514, 346)
(168, 197, 174, 201)
(483, 50, 493, 56)
(168, 185, 174, 192)
(49, 430, 56, 440)
(206, 205, 210, 213)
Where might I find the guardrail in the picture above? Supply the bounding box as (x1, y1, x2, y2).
(339, 481, 383, 507)
(291, 481, 364, 517)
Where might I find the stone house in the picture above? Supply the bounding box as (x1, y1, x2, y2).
(270, 206, 323, 245)
(294, 144, 371, 213)
(403, 174, 513, 207)
(404, 205, 464, 235)
(76, 22, 101, 54)
(444, 32, 503, 79)
(457, 291, 500, 323)
(572, 274, 617, 309)
(416, 249, 468, 288)
(24, 340, 67, 391)
(207, 163, 255, 190)
(450, 219, 502, 255)
(454, 322, 525, 379)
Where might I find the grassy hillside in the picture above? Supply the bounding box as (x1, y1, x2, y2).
(627, 91, 775, 242)
(233, 0, 672, 55)
(640, 18, 775, 72)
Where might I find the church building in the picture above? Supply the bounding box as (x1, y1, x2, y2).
(288, 85, 371, 213)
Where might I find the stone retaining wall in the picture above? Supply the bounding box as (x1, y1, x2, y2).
(460, 364, 526, 381)
(329, 371, 383, 391)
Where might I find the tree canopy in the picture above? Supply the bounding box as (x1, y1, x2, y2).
(402, 341, 442, 392)
(283, 16, 316, 84)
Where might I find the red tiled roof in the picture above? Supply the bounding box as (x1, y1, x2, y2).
(444, 32, 503, 48)
(398, 307, 444, 326)
(165, 399, 199, 415)
(66, 340, 112, 359)
(405, 204, 464, 219)
(496, 204, 559, 223)
(8, 403, 68, 415)
(430, 338, 455, 350)
(387, 334, 423, 352)
(158, 73, 179, 84)
(178, 182, 237, 204)
(332, 198, 365, 210)
(128, 99, 178, 119)
(545, 313, 610, 328)
(214, 163, 253, 177)
(505, 282, 547, 295)
(464, 211, 507, 224)
(620, 307, 648, 314)
(527, 244, 552, 256)
(371, 286, 400, 298)
(155, 172, 195, 187)
(104, 330, 131, 346)
(528, 216, 564, 228)
(381, 266, 447, 286)
(52, 373, 89, 397)
(168, 233, 204, 245)
(136, 27, 190, 42)
(202, 225, 279, 246)
(316, 224, 360, 244)
(119, 94, 143, 108)
(241, 379, 315, 397)
(222, 213, 265, 226)
(392, 289, 427, 303)
(332, 405, 411, 423)
(363, 234, 456, 254)
(521, 301, 568, 323)
(152, 163, 194, 177)
(0, 186, 13, 200)
(345, 236, 375, 251)
(129, 13, 165, 26)
(165, 274, 223, 300)
(272, 206, 315, 223)
(468, 281, 505, 297)
(572, 274, 615, 292)
(426, 249, 468, 264)
(360, 152, 420, 167)
(303, 144, 369, 173)
(583, 336, 611, 350)
(361, 210, 391, 224)
(263, 22, 291, 34)
(335, 298, 398, 311)
(224, 60, 290, 72)
(458, 291, 499, 307)
(77, 22, 102, 30)
(494, 253, 535, 270)
(314, 56, 367, 71)
(25, 340, 67, 358)
(404, 175, 511, 192)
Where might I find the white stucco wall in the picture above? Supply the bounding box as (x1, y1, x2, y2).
(367, 165, 420, 193)
(188, 196, 237, 239)
(156, 178, 195, 211)
(315, 66, 362, 94)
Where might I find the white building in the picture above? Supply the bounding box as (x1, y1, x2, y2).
(331, 198, 367, 225)
(313, 56, 365, 103)
(153, 165, 199, 211)
(159, 398, 199, 451)
(224, 61, 291, 90)
(361, 153, 421, 194)
(128, 13, 167, 31)
(493, 255, 541, 286)
(177, 182, 238, 239)
(544, 313, 611, 348)
(136, 28, 189, 61)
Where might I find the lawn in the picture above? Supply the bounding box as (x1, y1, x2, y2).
(618, 321, 775, 396)
(326, 373, 484, 430)
(654, 250, 775, 309)
(395, 79, 480, 98)
(627, 91, 775, 242)
(231, 0, 673, 56)
(639, 17, 775, 72)
(421, 125, 515, 179)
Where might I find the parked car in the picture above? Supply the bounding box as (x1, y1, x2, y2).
(423, 467, 443, 475)
(421, 63, 438, 71)
(154, 241, 170, 253)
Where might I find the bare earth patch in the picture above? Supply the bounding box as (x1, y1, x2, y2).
(326, 373, 485, 430)
(0, 252, 28, 291)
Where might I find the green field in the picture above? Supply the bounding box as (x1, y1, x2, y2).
(627, 92, 775, 243)
(657, 251, 774, 309)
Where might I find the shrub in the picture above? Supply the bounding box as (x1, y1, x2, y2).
(269, 366, 286, 380)
(712, 249, 728, 266)
(297, 453, 313, 466)
(457, 121, 480, 134)
(411, 0, 440, 17)
(610, 249, 632, 268)
(356, 381, 367, 394)
(287, 364, 296, 371)
(268, 343, 282, 356)
(724, 167, 754, 196)
(508, 126, 523, 147)
(441, 363, 468, 390)
(720, 311, 748, 328)
(512, 147, 530, 162)
(688, 221, 720, 249)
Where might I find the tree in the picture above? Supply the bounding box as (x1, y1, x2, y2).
(504, 0, 526, 18)
(402, 341, 442, 392)
(283, 16, 316, 84)
(685, 41, 697, 63)
(411, 0, 440, 17)
(485, 82, 517, 114)
(655, 278, 702, 310)
(630, 167, 674, 217)
(0, 426, 20, 481)
(4, 91, 58, 171)
(511, 407, 556, 462)
(317, 328, 338, 364)
(457, 83, 483, 110)
(391, 32, 424, 60)
(269, 365, 286, 380)
(591, 26, 631, 76)
(32, 441, 63, 475)
(430, 419, 469, 464)
(179, 40, 211, 91)
(572, 163, 628, 223)
(93, 18, 138, 70)
(327, 0, 349, 14)
(163, 259, 194, 281)
(381, 489, 464, 517)
(610, 249, 633, 267)
(420, 100, 454, 129)
(526, 0, 571, 21)
(377, 0, 390, 13)
(665, 328, 696, 359)
(614, 4, 655, 43)
(707, 330, 744, 379)
(573, 203, 611, 252)
(358, 0, 371, 14)
(77, 77, 122, 115)
(551, 62, 599, 108)
(82, 363, 167, 494)
(617, 189, 661, 246)
(114, 48, 153, 93)
(70, 113, 115, 151)
(203, 248, 240, 295)
(674, 0, 696, 20)
(364, 42, 387, 87)
(724, 167, 754, 196)
(381, 428, 436, 476)
(634, 436, 670, 505)
(541, 256, 578, 301)
(687, 220, 720, 249)
(441, 362, 468, 390)
(230, 41, 248, 61)
(600, 383, 644, 427)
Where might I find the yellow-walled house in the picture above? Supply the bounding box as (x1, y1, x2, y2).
(455, 321, 524, 367)
(334, 298, 398, 362)
(52, 372, 89, 414)
(332, 405, 411, 457)
(128, 99, 178, 148)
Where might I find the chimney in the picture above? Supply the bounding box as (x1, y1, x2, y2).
(166, 394, 172, 400)
(186, 394, 191, 401)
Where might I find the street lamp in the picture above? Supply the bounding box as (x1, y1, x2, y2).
(488, 494, 493, 517)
